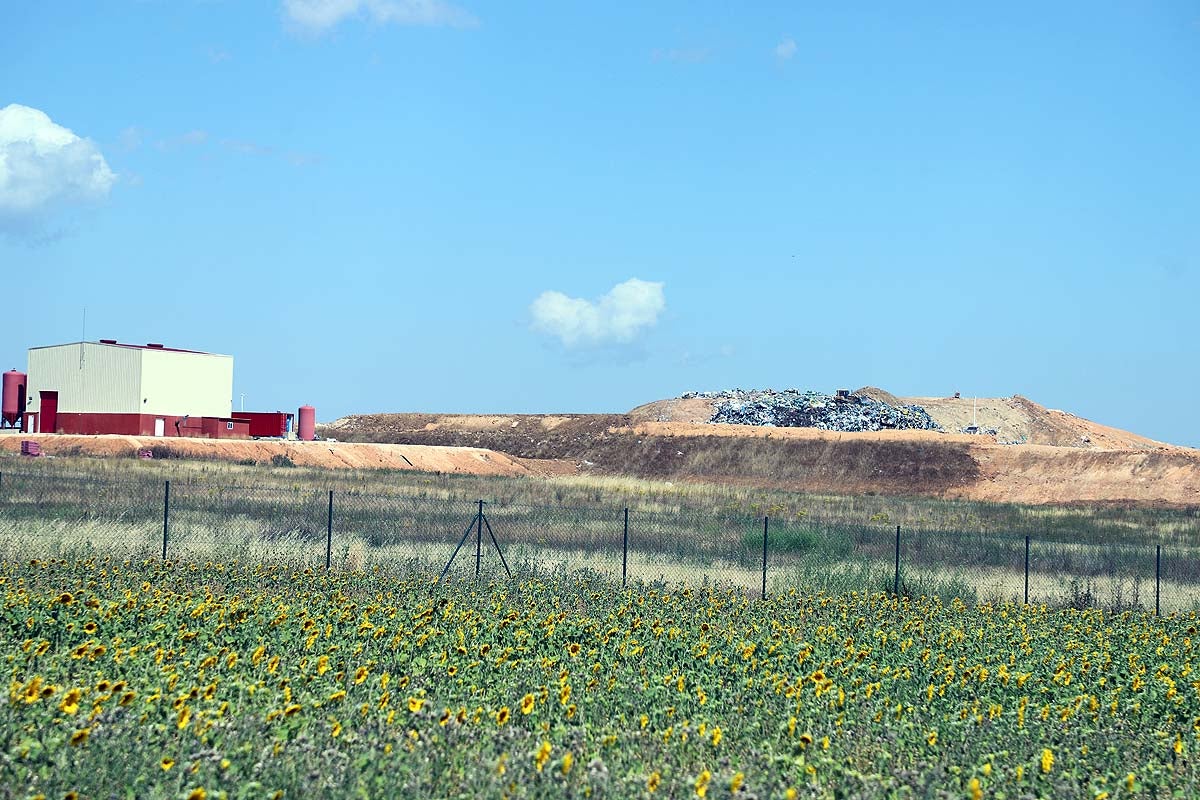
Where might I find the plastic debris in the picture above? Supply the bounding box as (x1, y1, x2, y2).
(682, 388, 942, 432)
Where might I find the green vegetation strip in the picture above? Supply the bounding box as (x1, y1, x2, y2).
(1, 559, 1197, 798)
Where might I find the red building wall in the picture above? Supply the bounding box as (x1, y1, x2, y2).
(51, 413, 250, 439)
(239, 411, 292, 438)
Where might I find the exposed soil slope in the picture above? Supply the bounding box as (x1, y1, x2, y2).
(965, 445, 1200, 505)
(6, 391, 1191, 507)
(908, 395, 1168, 449)
(320, 410, 1200, 507)
(321, 413, 632, 460)
(0, 434, 572, 477)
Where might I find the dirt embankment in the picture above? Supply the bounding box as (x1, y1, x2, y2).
(8, 398, 1195, 507)
(907, 395, 1170, 450)
(589, 427, 980, 497)
(322, 413, 1200, 507)
(964, 445, 1200, 506)
(323, 415, 979, 497)
(613, 422, 1200, 506)
(321, 413, 634, 460)
(0, 434, 573, 477)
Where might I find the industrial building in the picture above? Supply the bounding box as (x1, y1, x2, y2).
(5, 339, 314, 440)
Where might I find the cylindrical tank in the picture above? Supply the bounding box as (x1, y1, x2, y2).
(298, 405, 316, 441)
(2, 370, 26, 428)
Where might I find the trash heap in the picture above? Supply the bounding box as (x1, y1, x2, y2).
(682, 389, 941, 432)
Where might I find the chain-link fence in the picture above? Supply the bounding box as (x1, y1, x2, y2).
(0, 469, 1196, 611)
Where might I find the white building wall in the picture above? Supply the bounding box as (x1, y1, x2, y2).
(139, 349, 233, 417)
(26, 343, 142, 414)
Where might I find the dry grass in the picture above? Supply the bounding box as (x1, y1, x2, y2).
(3, 452, 1200, 613)
(6, 452, 1197, 545)
(5, 509, 1197, 612)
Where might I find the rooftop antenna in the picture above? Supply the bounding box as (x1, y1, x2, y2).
(79, 307, 86, 369)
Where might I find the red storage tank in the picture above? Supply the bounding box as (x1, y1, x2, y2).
(2, 370, 26, 428)
(298, 405, 316, 441)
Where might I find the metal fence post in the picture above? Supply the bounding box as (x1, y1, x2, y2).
(162, 480, 170, 561)
(1155, 544, 1161, 617)
(893, 525, 901, 596)
(1024, 536, 1030, 605)
(475, 500, 483, 579)
(622, 507, 629, 588)
(761, 516, 769, 600)
(326, 490, 334, 571)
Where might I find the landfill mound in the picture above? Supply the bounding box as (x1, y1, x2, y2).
(852, 386, 903, 406)
(316, 406, 1199, 506)
(683, 389, 941, 432)
(634, 390, 1172, 450)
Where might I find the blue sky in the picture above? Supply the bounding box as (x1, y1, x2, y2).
(2, 2, 1198, 446)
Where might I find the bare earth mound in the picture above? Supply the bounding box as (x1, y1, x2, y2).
(0, 434, 573, 477)
(908, 395, 1168, 450)
(320, 399, 1199, 507)
(8, 386, 1195, 507)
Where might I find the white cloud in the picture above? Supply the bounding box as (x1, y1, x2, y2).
(531, 278, 666, 347)
(0, 104, 115, 232)
(220, 137, 320, 167)
(156, 130, 209, 150)
(775, 37, 797, 61)
(116, 126, 144, 153)
(282, 0, 477, 33)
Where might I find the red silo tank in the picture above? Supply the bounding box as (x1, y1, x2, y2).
(2, 370, 26, 428)
(298, 405, 316, 441)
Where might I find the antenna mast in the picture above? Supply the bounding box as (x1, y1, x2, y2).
(79, 307, 87, 369)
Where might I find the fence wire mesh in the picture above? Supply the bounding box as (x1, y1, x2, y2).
(0, 469, 1196, 611)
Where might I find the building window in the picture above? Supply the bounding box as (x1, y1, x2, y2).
(226, 421, 234, 430)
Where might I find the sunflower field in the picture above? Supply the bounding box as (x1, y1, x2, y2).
(1, 557, 1197, 799)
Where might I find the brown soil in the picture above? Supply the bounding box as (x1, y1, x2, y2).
(628, 398, 718, 425)
(0, 434, 574, 477)
(962, 445, 1200, 506)
(853, 386, 904, 406)
(618, 423, 1200, 506)
(907, 395, 1170, 450)
(7, 386, 1195, 508)
(319, 406, 1200, 508)
(321, 413, 633, 461)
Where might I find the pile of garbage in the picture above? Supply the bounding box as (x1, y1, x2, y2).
(682, 389, 941, 432)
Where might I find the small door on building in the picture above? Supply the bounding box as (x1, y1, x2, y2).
(154, 418, 166, 437)
(39, 391, 58, 434)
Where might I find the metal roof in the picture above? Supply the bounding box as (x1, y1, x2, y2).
(29, 340, 223, 356)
